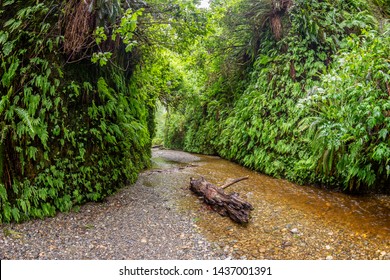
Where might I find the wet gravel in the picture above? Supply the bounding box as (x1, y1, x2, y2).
(1, 149, 389, 260)
(0, 150, 228, 260)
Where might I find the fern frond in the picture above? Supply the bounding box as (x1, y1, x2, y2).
(97, 78, 116, 102)
(14, 107, 35, 135)
(0, 87, 12, 115)
(0, 124, 10, 143)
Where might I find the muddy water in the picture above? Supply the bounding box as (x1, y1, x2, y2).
(152, 150, 390, 260)
(193, 155, 390, 236)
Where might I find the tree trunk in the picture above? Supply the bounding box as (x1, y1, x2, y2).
(189, 177, 253, 223)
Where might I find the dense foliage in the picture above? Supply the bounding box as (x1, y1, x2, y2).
(1, 0, 389, 223)
(0, 0, 209, 223)
(163, 0, 390, 193)
(0, 0, 155, 222)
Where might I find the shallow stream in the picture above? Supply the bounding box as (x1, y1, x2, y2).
(151, 149, 390, 259)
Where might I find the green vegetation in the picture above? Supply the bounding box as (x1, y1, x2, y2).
(0, 0, 208, 222)
(0, 0, 153, 222)
(163, 0, 390, 193)
(1, 0, 389, 222)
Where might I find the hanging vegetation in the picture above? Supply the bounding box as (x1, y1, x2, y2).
(1, 0, 388, 223)
(0, 0, 154, 222)
(164, 0, 390, 193)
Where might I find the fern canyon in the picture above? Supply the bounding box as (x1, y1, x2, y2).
(1, 0, 390, 268)
(1, 0, 390, 231)
(0, 0, 155, 222)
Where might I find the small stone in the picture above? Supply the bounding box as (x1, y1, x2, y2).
(380, 251, 386, 256)
(290, 228, 299, 234)
(141, 238, 147, 243)
(326, 255, 333, 260)
(325, 245, 331, 250)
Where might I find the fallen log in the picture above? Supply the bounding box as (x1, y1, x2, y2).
(189, 176, 253, 223)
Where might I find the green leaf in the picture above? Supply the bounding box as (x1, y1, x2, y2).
(378, 128, 388, 140)
(1, 59, 19, 87)
(11, 207, 20, 222)
(0, 31, 9, 45)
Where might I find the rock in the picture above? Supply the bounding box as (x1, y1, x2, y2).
(326, 255, 333, 260)
(290, 228, 299, 234)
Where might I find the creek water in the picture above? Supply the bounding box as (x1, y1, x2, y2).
(150, 149, 390, 259)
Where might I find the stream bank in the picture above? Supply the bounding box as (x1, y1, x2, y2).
(0, 149, 389, 260)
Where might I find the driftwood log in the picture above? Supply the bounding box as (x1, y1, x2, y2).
(189, 176, 253, 223)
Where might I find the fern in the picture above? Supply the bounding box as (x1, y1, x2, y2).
(14, 107, 35, 136)
(1, 59, 19, 87)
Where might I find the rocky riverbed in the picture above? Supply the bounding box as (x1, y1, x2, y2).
(0, 149, 389, 260)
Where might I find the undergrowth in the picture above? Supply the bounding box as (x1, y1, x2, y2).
(164, 0, 390, 193)
(0, 0, 154, 222)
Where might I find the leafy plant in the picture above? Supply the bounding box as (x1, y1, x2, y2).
(0, 0, 155, 222)
(164, 0, 389, 193)
(299, 27, 390, 191)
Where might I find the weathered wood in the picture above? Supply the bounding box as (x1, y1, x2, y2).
(189, 177, 253, 223)
(220, 176, 249, 189)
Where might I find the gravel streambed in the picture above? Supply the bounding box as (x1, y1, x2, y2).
(1, 149, 389, 260)
(0, 150, 228, 260)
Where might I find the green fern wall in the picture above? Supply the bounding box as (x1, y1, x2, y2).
(164, 0, 390, 193)
(0, 0, 155, 222)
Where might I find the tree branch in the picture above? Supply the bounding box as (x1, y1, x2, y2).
(220, 175, 249, 189)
